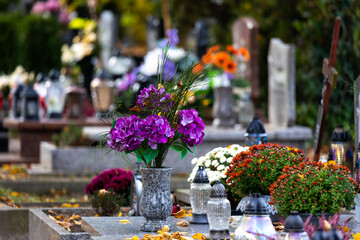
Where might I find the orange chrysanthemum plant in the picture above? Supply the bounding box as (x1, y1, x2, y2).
(225, 143, 306, 200)
(194, 45, 250, 87)
(269, 161, 358, 216)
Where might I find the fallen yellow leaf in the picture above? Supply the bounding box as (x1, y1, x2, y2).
(162, 225, 170, 232)
(192, 233, 203, 239)
(353, 233, 360, 240)
(343, 226, 350, 232)
(118, 212, 122, 217)
(72, 204, 79, 208)
(174, 209, 186, 218)
(94, 214, 99, 217)
(11, 192, 20, 197)
(119, 219, 131, 224)
(61, 203, 72, 208)
(74, 220, 81, 225)
(132, 236, 140, 240)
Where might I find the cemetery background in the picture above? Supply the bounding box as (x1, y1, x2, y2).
(0, 0, 359, 239)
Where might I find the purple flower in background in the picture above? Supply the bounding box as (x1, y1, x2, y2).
(58, 9, 70, 25)
(166, 28, 179, 46)
(178, 109, 205, 147)
(141, 115, 175, 149)
(162, 59, 176, 81)
(32, 1, 46, 14)
(158, 28, 179, 48)
(85, 168, 133, 194)
(107, 116, 144, 152)
(45, 0, 60, 12)
(136, 85, 173, 110)
(118, 68, 138, 91)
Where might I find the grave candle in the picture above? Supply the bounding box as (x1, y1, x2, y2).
(190, 165, 212, 224)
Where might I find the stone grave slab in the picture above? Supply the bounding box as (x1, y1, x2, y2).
(268, 38, 296, 128)
(232, 17, 259, 102)
(82, 216, 239, 239)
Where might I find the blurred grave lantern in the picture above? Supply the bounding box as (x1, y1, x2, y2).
(21, 82, 39, 121)
(190, 165, 212, 224)
(107, 49, 136, 79)
(34, 73, 47, 118)
(65, 87, 86, 119)
(311, 229, 343, 240)
(90, 69, 115, 118)
(45, 70, 66, 119)
(244, 117, 267, 146)
(129, 162, 142, 216)
(234, 193, 276, 240)
(11, 83, 24, 118)
(278, 211, 309, 240)
(329, 124, 353, 174)
(207, 180, 231, 240)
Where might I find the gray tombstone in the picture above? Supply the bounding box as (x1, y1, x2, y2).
(268, 38, 296, 128)
(354, 76, 360, 152)
(232, 17, 259, 102)
(98, 10, 117, 68)
(146, 16, 164, 51)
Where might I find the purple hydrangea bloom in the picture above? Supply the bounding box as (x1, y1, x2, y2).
(158, 28, 179, 48)
(107, 116, 144, 152)
(178, 109, 205, 147)
(136, 85, 173, 111)
(141, 115, 175, 149)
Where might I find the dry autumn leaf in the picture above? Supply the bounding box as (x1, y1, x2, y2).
(118, 212, 122, 217)
(131, 236, 140, 240)
(174, 209, 186, 218)
(192, 233, 203, 239)
(162, 225, 170, 232)
(176, 220, 189, 227)
(119, 219, 131, 224)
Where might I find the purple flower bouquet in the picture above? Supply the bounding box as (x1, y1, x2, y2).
(106, 49, 210, 168)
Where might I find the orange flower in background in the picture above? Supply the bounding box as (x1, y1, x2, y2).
(223, 59, 236, 74)
(193, 64, 204, 74)
(212, 51, 230, 68)
(207, 45, 220, 53)
(201, 53, 213, 64)
(238, 47, 250, 61)
(226, 45, 238, 55)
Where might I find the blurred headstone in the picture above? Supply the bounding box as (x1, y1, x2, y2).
(232, 17, 259, 103)
(354, 76, 360, 155)
(268, 38, 296, 128)
(195, 19, 216, 58)
(146, 16, 164, 51)
(98, 10, 117, 68)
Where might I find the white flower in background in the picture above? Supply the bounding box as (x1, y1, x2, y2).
(167, 48, 186, 62)
(204, 159, 211, 167)
(138, 48, 163, 76)
(188, 144, 249, 183)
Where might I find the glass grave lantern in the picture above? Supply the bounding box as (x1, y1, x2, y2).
(129, 162, 142, 216)
(11, 83, 24, 119)
(21, 82, 39, 121)
(107, 49, 136, 79)
(45, 70, 66, 119)
(90, 69, 115, 118)
(329, 124, 353, 175)
(278, 211, 309, 240)
(65, 87, 86, 119)
(207, 180, 231, 240)
(234, 193, 276, 240)
(312, 229, 343, 240)
(244, 117, 267, 146)
(190, 165, 212, 224)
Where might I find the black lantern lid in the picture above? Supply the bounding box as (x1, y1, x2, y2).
(246, 117, 266, 135)
(210, 180, 227, 198)
(36, 73, 47, 83)
(48, 69, 60, 81)
(330, 124, 350, 142)
(283, 211, 304, 233)
(328, 229, 343, 240)
(244, 193, 268, 215)
(21, 84, 38, 98)
(96, 68, 112, 80)
(193, 165, 209, 183)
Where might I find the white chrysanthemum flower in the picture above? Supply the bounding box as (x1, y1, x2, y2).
(198, 156, 206, 164)
(226, 158, 233, 163)
(219, 156, 227, 163)
(204, 160, 211, 167)
(212, 160, 220, 167)
(191, 158, 198, 165)
(217, 165, 225, 171)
